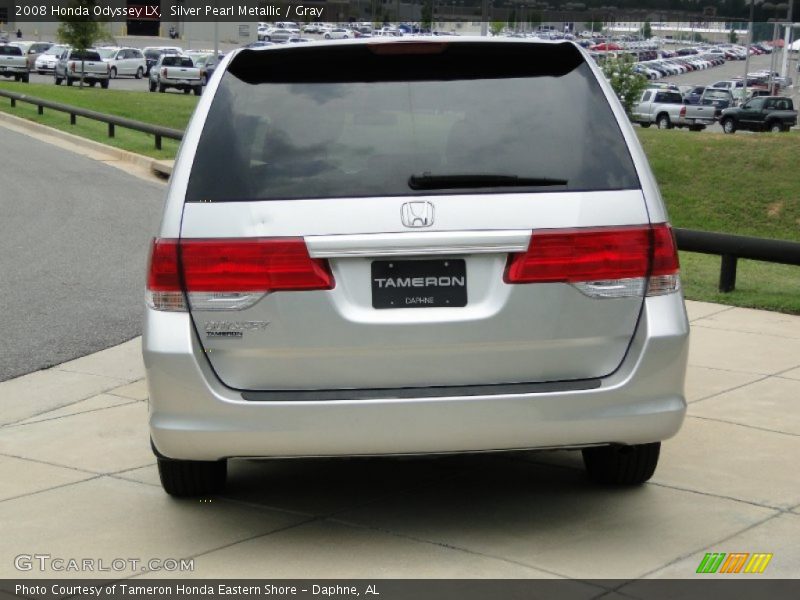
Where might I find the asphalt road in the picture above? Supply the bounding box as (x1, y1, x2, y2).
(0, 127, 164, 381)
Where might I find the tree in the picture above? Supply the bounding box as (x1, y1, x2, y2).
(641, 19, 652, 39)
(490, 21, 505, 36)
(421, 0, 433, 31)
(729, 28, 739, 44)
(56, 0, 111, 88)
(601, 55, 648, 117)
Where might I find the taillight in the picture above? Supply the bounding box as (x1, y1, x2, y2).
(69, 62, 75, 73)
(146, 238, 334, 312)
(504, 224, 679, 298)
(680, 105, 687, 117)
(162, 67, 168, 78)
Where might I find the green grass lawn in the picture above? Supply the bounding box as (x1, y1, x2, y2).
(0, 80, 194, 158)
(0, 82, 797, 313)
(637, 128, 800, 314)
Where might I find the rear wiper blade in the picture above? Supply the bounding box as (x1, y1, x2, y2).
(408, 173, 568, 190)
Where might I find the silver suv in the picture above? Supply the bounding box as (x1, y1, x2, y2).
(144, 39, 689, 496)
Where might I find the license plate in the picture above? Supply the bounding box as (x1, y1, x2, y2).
(371, 259, 467, 309)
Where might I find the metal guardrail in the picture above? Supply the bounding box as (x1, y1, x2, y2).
(0, 89, 797, 294)
(674, 228, 800, 293)
(0, 89, 183, 150)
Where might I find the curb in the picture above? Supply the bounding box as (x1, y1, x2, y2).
(0, 109, 173, 179)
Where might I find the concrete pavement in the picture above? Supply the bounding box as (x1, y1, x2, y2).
(1, 300, 798, 585)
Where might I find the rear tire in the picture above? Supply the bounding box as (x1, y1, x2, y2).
(54, 76, 62, 85)
(639, 122, 651, 128)
(656, 114, 671, 129)
(768, 122, 782, 133)
(149, 79, 156, 92)
(110, 67, 117, 79)
(722, 118, 736, 134)
(183, 88, 191, 94)
(158, 83, 166, 93)
(21, 74, 29, 83)
(157, 457, 227, 497)
(100, 80, 109, 89)
(66, 77, 73, 86)
(135, 67, 143, 79)
(583, 442, 661, 485)
(193, 85, 202, 96)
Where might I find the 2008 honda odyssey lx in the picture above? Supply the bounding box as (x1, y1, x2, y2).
(144, 39, 689, 496)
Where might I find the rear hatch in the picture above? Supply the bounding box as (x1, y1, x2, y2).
(177, 41, 654, 392)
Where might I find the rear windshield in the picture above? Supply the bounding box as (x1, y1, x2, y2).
(0, 45, 22, 56)
(70, 50, 101, 61)
(186, 43, 640, 202)
(655, 91, 683, 104)
(162, 56, 193, 67)
(704, 89, 730, 100)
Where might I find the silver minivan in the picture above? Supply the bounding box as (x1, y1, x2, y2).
(144, 39, 689, 496)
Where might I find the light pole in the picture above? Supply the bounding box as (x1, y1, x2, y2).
(742, 0, 759, 104)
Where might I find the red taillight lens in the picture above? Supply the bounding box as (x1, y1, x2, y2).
(147, 238, 181, 292)
(147, 237, 333, 293)
(70, 62, 75, 73)
(162, 67, 168, 78)
(179, 238, 333, 292)
(504, 224, 679, 284)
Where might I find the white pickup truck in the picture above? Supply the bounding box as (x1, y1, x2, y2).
(148, 54, 202, 95)
(0, 44, 30, 82)
(631, 88, 717, 131)
(54, 48, 110, 88)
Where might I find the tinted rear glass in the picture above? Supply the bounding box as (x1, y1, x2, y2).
(0, 45, 22, 56)
(70, 50, 101, 61)
(186, 43, 640, 202)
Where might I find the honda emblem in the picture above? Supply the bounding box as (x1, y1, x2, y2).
(400, 201, 435, 228)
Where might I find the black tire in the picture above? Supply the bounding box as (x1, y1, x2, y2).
(583, 442, 661, 485)
(193, 85, 202, 96)
(89, 81, 96, 87)
(54, 76, 62, 85)
(157, 457, 227, 497)
(110, 67, 117, 79)
(201, 74, 208, 86)
(688, 125, 705, 132)
(66, 77, 73, 86)
(158, 83, 166, 93)
(135, 67, 143, 79)
(721, 118, 736, 134)
(656, 114, 671, 130)
(14, 75, 20, 82)
(21, 74, 29, 83)
(768, 122, 782, 133)
(183, 88, 191, 94)
(100, 80, 109, 89)
(639, 122, 651, 128)
(149, 79, 156, 92)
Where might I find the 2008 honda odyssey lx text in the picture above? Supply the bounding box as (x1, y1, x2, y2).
(144, 38, 689, 496)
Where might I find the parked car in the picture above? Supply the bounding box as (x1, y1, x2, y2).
(148, 54, 202, 95)
(719, 96, 797, 133)
(9, 41, 52, 71)
(0, 43, 30, 82)
(54, 48, 110, 87)
(34, 44, 67, 74)
(632, 88, 716, 130)
(193, 53, 223, 85)
(97, 46, 146, 79)
(700, 88, 734, 116)
(144, 39, 688, 496)
(324, 28, 351, 39)
(142, 46, 182, 76)
(683, 86, 706, 104)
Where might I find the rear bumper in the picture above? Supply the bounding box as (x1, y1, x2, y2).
(145, 294, 689, 460)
